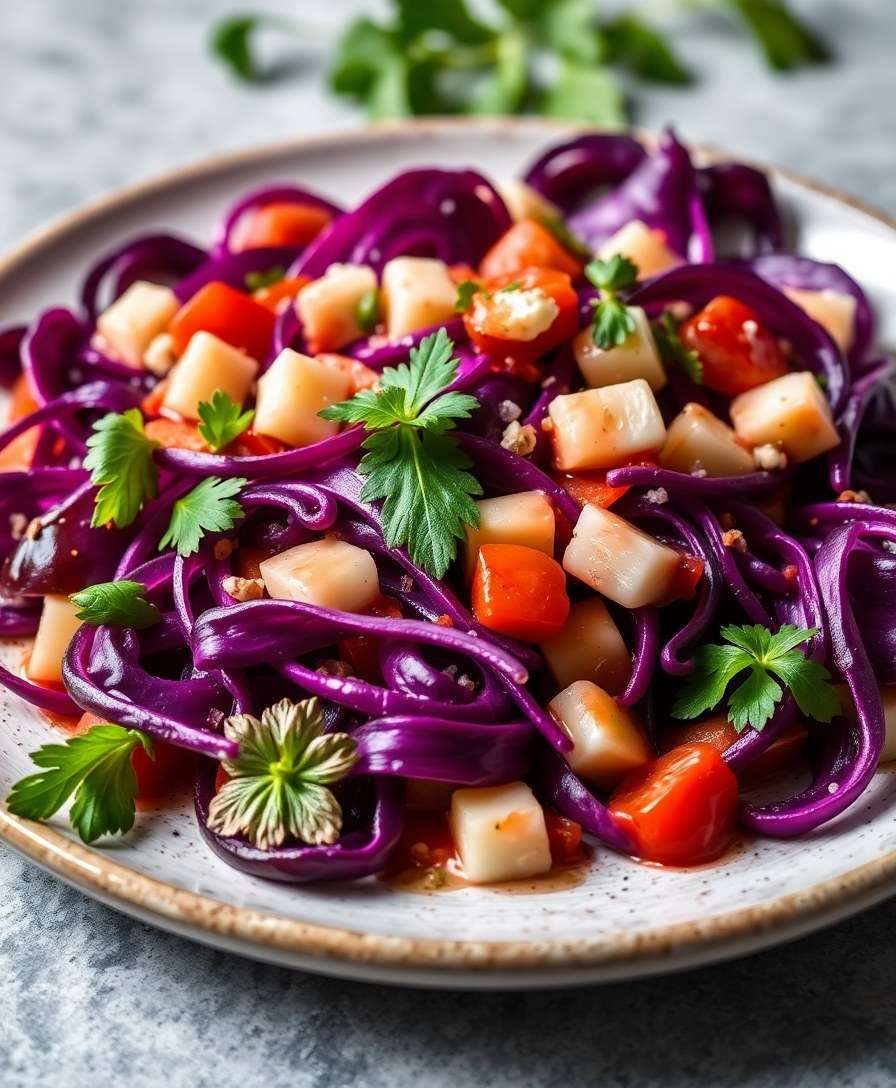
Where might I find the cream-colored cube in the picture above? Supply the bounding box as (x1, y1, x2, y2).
(563, 503, 681, 608)
(783, 287, 856, 354)
(297, 264, 377, 351)
(381, 257, 457, 340)
(162, 331, 258, 420)
(730, 371, 840, 464)
(259, 538, 379, 614)
(597, 220, 682, 279)
(449, 782, 552, 884)
(254, 349, 351, 448)
(548, 680, 652, 789)
(497, 179, 561, 223)
(660, 402, 755, 477)
(471, 285, 558, 342)
(96, 281, 179, 368)
(462, 491, 555, 581)
(27, 595, 82, 684)
(548, 379, 666, 471)
(573, 308, 667, 392)
(540, 597, 631, 694)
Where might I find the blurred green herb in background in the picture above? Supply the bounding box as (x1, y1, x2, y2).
(211, 1, 829, 124)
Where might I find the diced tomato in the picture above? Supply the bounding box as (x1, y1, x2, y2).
(680, 296, 789, 397)
(169, 281, 276, 361)
(0, 374, 41, 471)
(6, 373, 39, 422)
(230, 430, 286, 457)
(479, 220, 584, 281)
(658, 554, 705, 604)
(316, 352, 380, 395)
(471, 543, 570, 642)
(544, 810, 584, 862)
(608, 742, 739, 866)
(553, 469, 631, 511)
(462, 268, 579, 376)
(660, 715, 808, 785)
(230, 202, 332, 252)
(448, 263, 478, 285)
(252, 275, 311, 312)
(215, 765, 230, 793)
(390, 811, 456, 871)
(132, 738, 194, 798)
(338, 595, 404, 682)
(140, 380, 169, 419)
(145, 417, 206, 451)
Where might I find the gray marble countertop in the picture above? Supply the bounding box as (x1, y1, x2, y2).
(2, 2, 895, 1085)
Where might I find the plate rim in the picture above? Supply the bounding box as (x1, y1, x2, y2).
(2, 115, 895, 981)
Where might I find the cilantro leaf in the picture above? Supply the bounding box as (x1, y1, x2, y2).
(541, 58, 626, 126)
(592, 298, 637, 349)
(210, 15, 292, 82)
(84, 409, 159, 528)
(723, 0, 830, 71)
(245, 265, 285, 291)
(673, 623, 838, 733)
(654, 312, 703, 384)
(586, 255, 639, 293)
(159, 476, 247, 557)
(603, 14, 692, 85)
(6, 725, 152, 843)
(379, 326, 463, 414)
(197, 390, 255, 452)
(70, 581, 160, 629)
(455, 279, 480, 313)
(355, 287, 380, 333)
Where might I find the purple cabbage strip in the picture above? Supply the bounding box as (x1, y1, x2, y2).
(606, 463, 792, 498)
(828, 357, 894, 493)
(0, 325, 26, 389)
(174, 245, 302, 302)
(523, 132, 647, 212)
(699, 164, 785, 256)
(539, 747, 636, 854)
(0, 661, 80, 716)
(618, 607, 659, 707)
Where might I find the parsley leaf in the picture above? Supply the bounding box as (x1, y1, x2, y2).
(673, 624, 840, 733)
(70, 581, 160, 629)
(542, 57, 626, 126)
(84, 409, 159, 529)
(454, 279, 480, 313)
(245, 265, 285, 291)
(722, 0, 829, 71)
(159, 476, 247, 557)
(603, 14, 692, 84)
(321, 328, 481, 577)
(7, 725, 153, 843)
(207, 698, 358, 849)
(654, 311, 704, 384)
(586, 255, 639, 294)
(197, 390, 255, 452)
(355, 287, 380, 333)
(585, 255, 639, 349)
(210, 15, 293, 81)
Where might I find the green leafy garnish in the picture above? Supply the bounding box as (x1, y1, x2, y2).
(209, 15, 293, 81)
(70, 581, 160, 629)
(197, 390, 255, 452)
(454, 279, 480, 313)
(585, 255, 639, 349)
(539, 215, 590, 259)
(722, 0, 829, 71)
(207, 698, 358, 850)
(672, 624, 840, 733)
(542, 57, 626, 125)
(654, 311, 703, 384)
(356, 287, 380, 333)
(321, 328, 481, 577)
(7, 725, 153, 844)
(159, 476, 247, 557)
(603, 14, 691, 84)
(84, 409, 159, 529)
(245, 265, 285, 291)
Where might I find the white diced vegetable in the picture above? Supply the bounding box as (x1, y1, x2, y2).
(259, 538, 379, 614)
(462, 491, 555, 581)
(27, 595, 82, 684)
(96, 281, 179, 368)
(297, 263, 377, 351)
(381, 257, 457, 340)
(563, 503, 681, 608)
(540, 597, 631, 694)
(729, 371, 840, 464)
(254, 349, 351, 448)
(497, 179, 562, 223)
(548, 680, 652, 789)
(597, 220, 681, 279)
(573, 308, 667, 392)
(660, 402, 755, 477)
(449, 782, 552, 884)
(162, 331, 258, 420)
(548, 379, 667, 471)
(783, 287, 857, 354)
(472, 285, 559, 344)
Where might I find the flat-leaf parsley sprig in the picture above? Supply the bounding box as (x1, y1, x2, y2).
(673, 623, 840, 733)
(320, 327, 482, 578)
(585, 255, 640, 349)
(84, 409, 160, 528)
(197, 390, 255, 452)
(159, 476, 247, 558)
(70, 580, 160, 629)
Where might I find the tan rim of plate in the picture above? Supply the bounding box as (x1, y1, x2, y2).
(2, 117, 895, 978)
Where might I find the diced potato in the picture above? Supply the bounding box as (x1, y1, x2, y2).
(297, 263, 377, 351)
(259, 538, 379, 614)
(548, 680, 652, 789)
(573, 307, 667, 392)
(471, 286, 558, 342)
(783, 287, 857, 354)
(96, 281, 179, 368)
(254, 349, 351, 448)
(729, 371, 840, 464)
(497, 179, 561, 223)
(563, 503, 681, 608)
(162, 331, 258, 420)
(660, 402, 755, 477)
(381, 257, 457, 340)
(597, 220, 682, 279)
(27, 595, 82, 684)
(548, 379, 666, 471)
(449, 782, 552, 884)
(462, 491, 555, 581)
(540, 597, 631, 694)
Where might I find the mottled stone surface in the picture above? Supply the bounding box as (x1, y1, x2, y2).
(1, 1, 895, 1085)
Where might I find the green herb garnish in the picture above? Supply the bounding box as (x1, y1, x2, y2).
(585, 254, 639, 349)
(245, 265, 285, 291)
(356, 287, 380, 333)
(654, 311, 703, 384)
(197, 390, 255, 452)
(84, 409, 159, 529)
(159, 476, 247, 557)
(70, 581, 160, 629)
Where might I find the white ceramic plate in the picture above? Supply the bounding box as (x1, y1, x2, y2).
(2, 118, 895, 990)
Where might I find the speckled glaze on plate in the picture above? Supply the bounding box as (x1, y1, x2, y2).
(1, 119, 895, 990)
